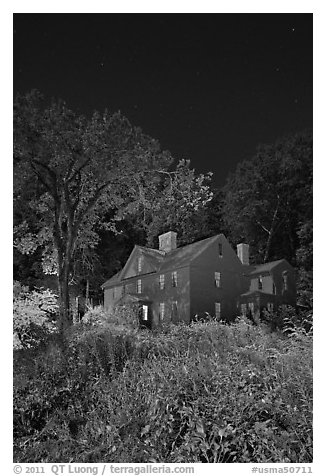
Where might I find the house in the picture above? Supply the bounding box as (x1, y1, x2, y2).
(102, 231, 296, 328)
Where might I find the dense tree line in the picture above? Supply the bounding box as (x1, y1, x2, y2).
(14, 91, 313, 334)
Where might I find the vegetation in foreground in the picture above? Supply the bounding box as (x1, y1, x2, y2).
(14, 309, 312, 463)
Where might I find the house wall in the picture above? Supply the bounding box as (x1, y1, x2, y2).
(249, 261, 296, 306)
(104, 285, 123, 312)
(103, 267, 190, 327)
(272, 262, 296, 306)
(250, 274, 274, 294)
(189, 235, 244, 321)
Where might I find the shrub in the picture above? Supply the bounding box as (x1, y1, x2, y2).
(13, 281, 58, 349)
(13, 319, 312, 463)
(82, 304, 139, 331)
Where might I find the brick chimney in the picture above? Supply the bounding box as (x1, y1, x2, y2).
(237, 243, 249, 265)
(159, 231, 177, 253)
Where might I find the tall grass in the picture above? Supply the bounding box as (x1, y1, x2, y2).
(13, 318, 312, 463)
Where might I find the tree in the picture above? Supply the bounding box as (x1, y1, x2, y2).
(222, 131, 312, 265)
(118, 159, 215, 248)
(14, 91, 172, 333)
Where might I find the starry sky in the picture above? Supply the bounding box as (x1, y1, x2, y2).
(13, 13, 312, 187)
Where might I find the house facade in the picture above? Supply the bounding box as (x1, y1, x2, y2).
(102, 231, 296, 328)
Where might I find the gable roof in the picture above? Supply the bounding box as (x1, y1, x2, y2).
(157, 235, 221, 273)
(118, 245, 165, 281)
(240, 290, 278, 298)
(248, 259, 286, 275)
(102, 234, 223, 288)
(101, 270, 122, 289)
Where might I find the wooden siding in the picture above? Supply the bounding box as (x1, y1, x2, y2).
(189, 235, 244, 321)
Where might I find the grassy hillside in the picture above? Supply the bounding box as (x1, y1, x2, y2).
(14, 318, 312, 463)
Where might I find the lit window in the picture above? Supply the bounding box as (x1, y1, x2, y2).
(142, 305, 148, 321)
(159, 302, 165, 320)
(218, 243, 223, 257)
(159, 274, 165, 290)
(172, 271, 178, 287)
(258, 276, 263, 290)
(137, 256, 143, 273)
(214, 271, 221, 288)
(248, 302, 254, 314)
(215, 302, 221, 319)
(267, 302, 274, 312)
(137, 279, 142, 294)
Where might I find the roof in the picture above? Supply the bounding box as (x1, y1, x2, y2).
(240, 290, 277, 298)
(157, 235, 221, 273)
(102, 234, 222, 288)
(101, 270, 122, 289)
(116, 293, 152, 304)
(248, 259, 285, 275)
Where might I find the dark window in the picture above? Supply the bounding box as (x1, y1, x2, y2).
(218, 243, 223, 257)
(272, 283, 276, 294)
(159, 302, 165, 320)
(137, 279, 142, 293)
(282, 272, 288, 291)
(137, 256, 143, 273)
(159, 274, 165, 290)
(214, 272, 221, 287)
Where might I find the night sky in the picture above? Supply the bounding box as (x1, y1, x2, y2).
(13, 13, 312, 186)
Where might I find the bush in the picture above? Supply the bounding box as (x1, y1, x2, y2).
(13, 281, 58, 349)
(13, 319, 312, 463)
(82, 304, 139, 331)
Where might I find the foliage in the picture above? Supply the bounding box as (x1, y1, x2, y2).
(13, 281, 58, 349)
(222, 131, 312, 265)
(14, 90, 173, 331)
(82, 304, 139, 331)
(14, 319, 312, 463)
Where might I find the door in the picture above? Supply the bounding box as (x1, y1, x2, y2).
(172, 301, 178, 323)
(139, 303, 151, 329)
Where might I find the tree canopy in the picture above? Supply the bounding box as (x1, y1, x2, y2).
(14, 91, 214, 332)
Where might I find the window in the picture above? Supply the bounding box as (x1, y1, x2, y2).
(282, 272, 288, 291)
(159, 274, 165, 290)
(137, 256, 143, 273)
(218, 243, 223, 257)
(240, 303, 247, 316)
(159, 302, 165, 320)
(142, 304, 148, 321)
(137, 279, 142, 294)
(272, 283, 276, 295)
(258, 276, 263, 290)
(267, 302, 274, 312)
(215, 302, 221, 319)
(248, 302, 255, 314)
(214, 271, 221, 288)
(172, 271, 178, 287)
